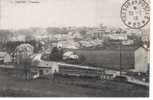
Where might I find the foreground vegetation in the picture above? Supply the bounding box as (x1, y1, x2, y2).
(0, 70, 149, 97)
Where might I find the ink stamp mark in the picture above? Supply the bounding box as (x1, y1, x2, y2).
(120, 0, 150, 29)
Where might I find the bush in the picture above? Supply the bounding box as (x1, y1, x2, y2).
(50, 47, 63, 61)
(78, 55, 86, 64)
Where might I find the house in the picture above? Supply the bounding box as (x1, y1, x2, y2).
(90, 28, 105, 39)
(122, 40, 134, 45)
(134, 47, 149, 72)
(57, 40, 80, 49)
(30, 61, 59, 79)
(108, 34, 128, 41)
(0, 52, 12, 64)
(79, 39, 103, 48)
(15, 52, 59, 80)
(63, 51, 79, 61)
(16, 60, 59, 80)
(14, 43, 34, 64)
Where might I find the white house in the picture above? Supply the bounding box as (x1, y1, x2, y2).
(134, 47, 149, 72)
(108, 34, 128, 40)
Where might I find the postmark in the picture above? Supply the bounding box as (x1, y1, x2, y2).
(120, 0, 150, 29)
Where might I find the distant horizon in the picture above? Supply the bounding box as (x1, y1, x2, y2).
(0, 24, 150, 32)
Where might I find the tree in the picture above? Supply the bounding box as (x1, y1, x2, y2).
(0, 30, 13, 50)
(50, 47, 63, 61)
(25, 35, 35, 42)
(78, 55, 86, 64)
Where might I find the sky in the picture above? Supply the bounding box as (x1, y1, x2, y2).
(0, 0, 150, 29)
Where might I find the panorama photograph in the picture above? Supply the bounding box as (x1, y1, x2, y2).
(0, 0, 150, 97)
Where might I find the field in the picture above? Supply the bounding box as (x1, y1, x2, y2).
(0, 69, 149, 97)
(73, 49, 134, 70)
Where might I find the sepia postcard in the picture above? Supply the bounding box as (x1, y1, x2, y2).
(0, 0, 150, 97)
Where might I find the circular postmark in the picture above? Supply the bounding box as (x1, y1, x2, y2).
(120, 0, 150, 29)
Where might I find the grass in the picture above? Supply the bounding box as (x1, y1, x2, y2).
(73, 49, 134, 70)
(0, 70, 149, 97)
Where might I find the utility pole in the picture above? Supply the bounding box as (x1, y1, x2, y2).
(119, 40, 122, 76)
(119, 28, 122, 76)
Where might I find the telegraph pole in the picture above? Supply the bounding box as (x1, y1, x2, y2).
(119, 28, 122, 76)
(119, 40, 122, 76)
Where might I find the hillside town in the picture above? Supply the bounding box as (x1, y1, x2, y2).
(0, 24, 150, 96)
(0, 24, 149, 78)
(0, 0, 150, 97)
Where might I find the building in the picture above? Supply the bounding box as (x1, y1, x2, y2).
(14, 43, 34, 64)
(0, 52, 12, 64)
(29, 53, 59, 79)
(57, 40, 80, 49)
(134, 47, 149, 72)
(14, 52, 59, 80)
(68, 31, 83, 39)
(90, 28, 105, 39)
(30, 61, 59, 79)
(108, 34, 128, 41)
(122, 40, 134, 45)
(16, 60, 59, 80)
